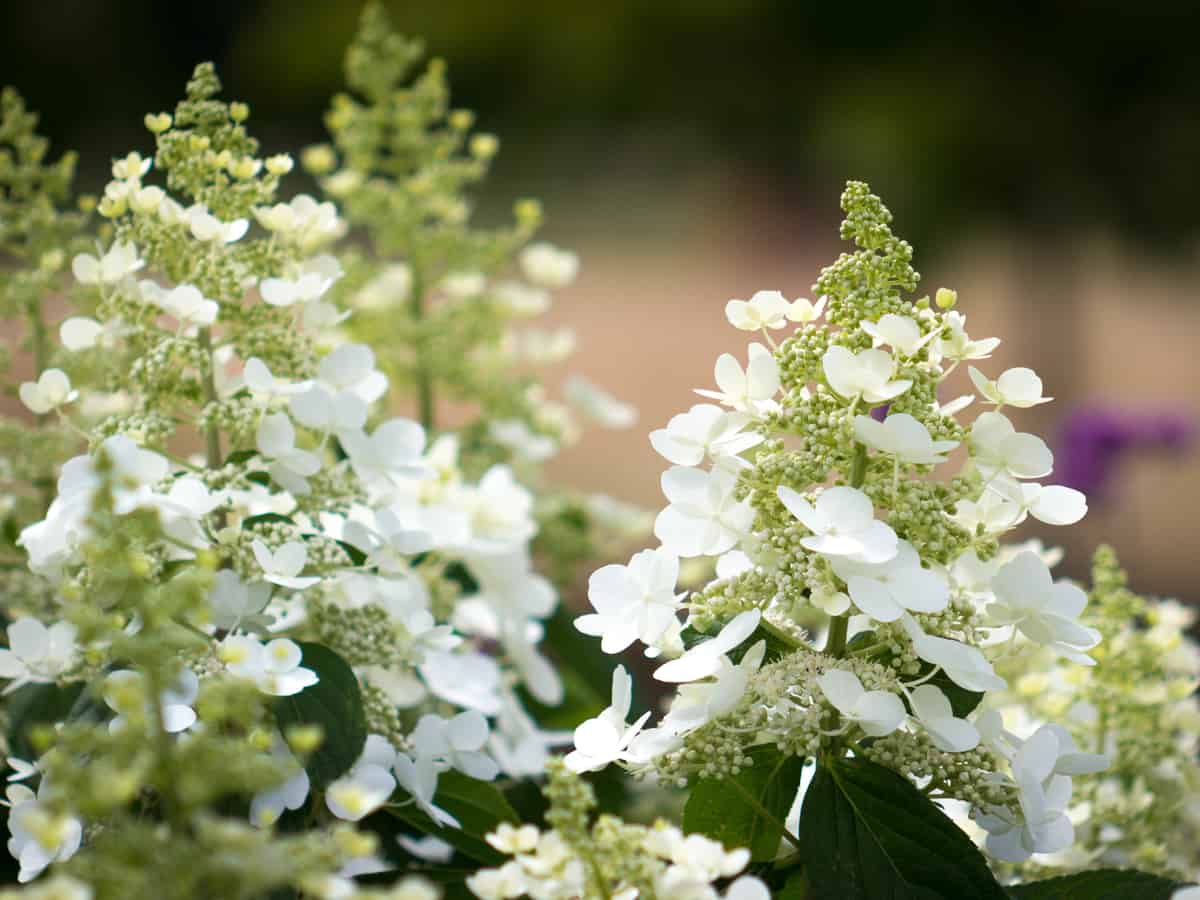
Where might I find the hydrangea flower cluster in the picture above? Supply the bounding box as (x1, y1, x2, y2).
(468, 760, 769, 900)
(0, 9, 641, 894)
(301, 4, 643, 584)
(571, 181, 1110, 864)
(974, 546, 1200, 881)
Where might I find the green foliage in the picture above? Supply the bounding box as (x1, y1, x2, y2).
(1007, 869, 1193, 899)
(272, 642, 367, 789)
(683, 745, 805, 862)
(388, 771, 517, 865)
(797, 756, 1008, 900)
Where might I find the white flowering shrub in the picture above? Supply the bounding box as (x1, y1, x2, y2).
(0, 4, 649, 896)
(556, 182, 1200, 898)
(0, 6, 1197, 900)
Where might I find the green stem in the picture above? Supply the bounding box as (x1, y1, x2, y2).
(825, 615, 849, 659)
(406, 245, 434, 432)
(28, 294, 54, 513)
(197, 327, 222, 468)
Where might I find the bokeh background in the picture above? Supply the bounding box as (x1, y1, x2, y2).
(4, 0, 1200, 599)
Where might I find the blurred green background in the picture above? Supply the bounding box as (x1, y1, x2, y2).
(3, 0, 1200, 598)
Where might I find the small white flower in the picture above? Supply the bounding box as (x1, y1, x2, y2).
(5, 781, 82, 882)
(986, 476, 1087, 527)
(950, 490, 1021, 535)
(724, 290, 792, 331)
(326, 735, 398, 822)
(695, 343, 779, 414)
(260, 272, 332, 308)
(242, 357, 314, 401)
(0, 619, 78, 693)
(410, 710, 499, 781)
(520, 242, 579, 288)
(821, 345, 912, 404)
(256, 413, 321, 496)
(908, 684, 979, 752)
(486, 823, 540, 855)
(654, 466, 754, 558)
(18, 369, 77, 415)
(341, 419, 428, 492)
(250, 743, 310, 827)
(937, 311, 1000, 362)
(492, 280, 549, 316)
(208, 570, 272, 631)
(664, 640, 765, 734)
(987, 552, 1101, 662)
(564, 666, 651, 773)
(219, 634, 319, 696)
(393, 752, 459, 828)
(649, 404, 762, 469)
(251, 540, 321, 590)
(155, 284, 219, 327)
(71, 241, 143, 285)
(653, 610, 760, 683)
(853, 413, 958, 465)
(58, 316, 105, 351)
(786, 295, 826, 324)
(830, 540, 949, 622)
(576, 548, 683, 654)
(816, 669, 906, 737)
(317, 343, 388, 404)
(900, 614, 1006, 693)
(969, 411, 1053, 480)
(186, 204, 249, 244)
(103, 667, 199, 734)
(563, 375, 636, 428)
(776, 485, 897, 563)
(112, 151, 151, 180)
(861, 314, 936, 356)
(289, 385, 367, 434)
(969, 366, 1052, 409)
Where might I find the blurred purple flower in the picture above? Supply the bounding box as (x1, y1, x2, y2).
(1056, 407, 1197, 499)
(870, 404, 890, 422)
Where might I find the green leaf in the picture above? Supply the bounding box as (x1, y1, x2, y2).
(1007, 869, 1193, 899)
(778, 871, 810, 900)
(241, 512, 295, 529)
(6, 681, 84, 759)
(271, 643, 366, 789)
(387, 771, 517, 865)
(797, 755, 1007, 900)
(683, 745, 805, 861)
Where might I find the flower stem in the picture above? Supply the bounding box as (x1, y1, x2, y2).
(406, 244, 434, 432)
(198, 327, 222, 468)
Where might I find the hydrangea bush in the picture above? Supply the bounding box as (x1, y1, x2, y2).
(0, 5, 1196, 900)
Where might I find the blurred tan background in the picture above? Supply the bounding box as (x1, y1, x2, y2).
(3, 0, 1198, 599)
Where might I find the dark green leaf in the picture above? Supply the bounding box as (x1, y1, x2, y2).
(1007, 869, 1193, 899)
(271, 643, 365, 789)
(224, 449, 257, 466)
(797, 755, 1007, 900)
(6, 681, 84, 759)
(387, 771, 516, 865)
(242, 512, 295, 529)
(683, 745, 805, 861)
(335, 539, 366, 567)
(779, 871, 810, 900)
